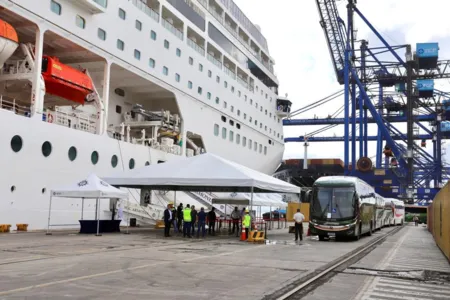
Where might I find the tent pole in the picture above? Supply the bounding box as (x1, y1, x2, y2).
(46, 194, 53, 235)
(269, 206, 272, 230)
(96, 198, 101, 236)
(174, 190, 177, 207)
(125, 197, 130, 235)
(81, 197, 84, 220)
(250, 186, 254, 214)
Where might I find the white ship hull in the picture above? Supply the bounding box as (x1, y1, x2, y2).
(0, 0, 286, 229)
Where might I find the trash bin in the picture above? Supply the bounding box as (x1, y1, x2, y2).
(130, 218, 137, 227)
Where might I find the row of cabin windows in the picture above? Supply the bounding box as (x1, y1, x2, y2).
(213, 125, 268, 155)
(50, 1, 281, 139)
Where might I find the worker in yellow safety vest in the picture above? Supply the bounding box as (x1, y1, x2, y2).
(242, 208, 251, 240)
(183, 204, 192, 238)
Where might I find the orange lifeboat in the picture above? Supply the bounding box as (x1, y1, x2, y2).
(41, 56, 95, 105)
(0, 19, 19, 67)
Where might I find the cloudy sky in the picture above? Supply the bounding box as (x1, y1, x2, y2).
(234, 0, 450, 165)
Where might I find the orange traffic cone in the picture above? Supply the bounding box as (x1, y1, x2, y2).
(240, 226, 247, 241)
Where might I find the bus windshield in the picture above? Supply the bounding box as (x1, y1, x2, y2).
(311, 187, 356, 220)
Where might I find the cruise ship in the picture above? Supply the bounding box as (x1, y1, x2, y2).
(0, 0, 292, 229)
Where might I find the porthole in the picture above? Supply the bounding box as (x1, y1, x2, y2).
(10, 186, 15, 193)
(42, 141, 52, 157)
(111, 155, 118, 168)
(68, 146, 77, 161)
(129, 158, 135, 169)
(10, 135, 23, 152)
(42, 188, 46, 194)
(145, 161, 150, 166)
(91, 151, 99, 165)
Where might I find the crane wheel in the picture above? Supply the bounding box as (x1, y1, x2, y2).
(357, 157, 373, 173)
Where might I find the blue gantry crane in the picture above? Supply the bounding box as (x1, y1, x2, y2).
(284, 0, 450, 203)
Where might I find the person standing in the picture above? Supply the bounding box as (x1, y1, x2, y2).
(177, 203, 183, 232)
(163, 203, 173, 237)
(208, 207, 217, 236)
(293, 208, 305, 242)
(242, 208, 251, 239)
(197, 207, 207, 238)
(183, 204, 192, 238)
(231, 207, 240, 236)
(191, 205, 198, 236)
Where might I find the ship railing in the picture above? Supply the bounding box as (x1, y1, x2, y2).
(224, 66, 236, 80)
(207, 53, 222, 69)
(208, 6, 223, 25)
(187, 38, 205, 56)
(249, 84, 254, 92)
(162, 18, 183, 41)
(0, 59, 33, 76)
(45, 108, 97, 134)
(0, 96, 31, 117)
(237, 76, 248, 89)
(130, 0, 160, 23)
(184, 0, 205, 18)
(224, 22, 239, 39)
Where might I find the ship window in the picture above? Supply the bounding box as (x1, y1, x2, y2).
(268, 140, 272, 145)
(188, 81, 193, 89)
(248, 139, 252, 149)
(208, 70, 212, 78)
(229, 120, 234, 126)
(237, 110, 240, 116)
(91, 151, 99, 165)
(111, 155, 118, 168)
(136, 20, 142, 31)
(250, 99, 253, 105)
(222, 127, 227, 139)
(249, 117, 252, 122)
(245, 95, 247, 101)
(266, 93, 268, 99)
(117, 39, 124, 51)
(41, 141, 52, 157)
(164, 40, 170, 49)
(236, 123, 241, 129)
(151, 30, 157, 40)
(149, 58, 155, 68)
(163, 66, 169, 76)
(264, 146, 267, 155)
(229, 130, 234, 142)
(216, 76, 220, 83)
(236, 134, 241, 144)
(118, 8, 126, 20)
(50, 1, 61, 15)
(176, 48, 181, 57)
(114, 88, 125, 97)
(98, 28, 107, 40)
(265, 125, 267, 131)
(265, 109, 267, 115)
(244, 113, 247, 120)
(42, 188, 46, 194)
(76, 15, 86, 29)
(11, 186, 16, 193)
(243, 137, 247, 147)
(116, 105, 122, 114)
(10, 135, 22, 153)
(207, 92, 211, 100)
(134, 49, 141, 60)
(224, 81, 228, 88)
(214, 124, 219, 136)
(215, 97, 219, 104)
(260, 106, 263, 112)
(270, 113, 272, 118)
(93, 0, 108, 8)
(254, 141, 257, 151)
(129, 158, 135, 169)
(223, 101, 227, 109)
(232, 87, 235, 93)
(221, 116, 226, 122)
(260, 123, 262, 128)
(255, 120, 257, 125)
(238, 91, 241, 97)
(175, 73, 180, 82)
(270, 97, 272, 102)
(68, 146, 77, 161)
(145, 161, 150, 166)
(189, 57, 194, 65)
(259, 144, 262, 153)
(198, 87, 202, 95)
(231, 106, 234, 113)
(199, 64, 203, 72)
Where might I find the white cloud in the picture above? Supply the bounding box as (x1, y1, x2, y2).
(234, 0, 450, 165)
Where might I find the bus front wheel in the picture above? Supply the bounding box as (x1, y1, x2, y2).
(368, 222, 373, 236)
(318, 235, 325, 241)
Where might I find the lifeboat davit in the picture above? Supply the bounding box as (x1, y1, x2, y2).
(41, 56, 95, 105)
(0, 19, 19, 67)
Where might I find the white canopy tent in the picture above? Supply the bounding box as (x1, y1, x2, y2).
(48, 173, 128, 236)
(103, 153, 299, 211)
(212, 192, 288, 208)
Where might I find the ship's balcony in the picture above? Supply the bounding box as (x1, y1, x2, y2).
(131, 0, 160, 23)
(187, 27, 205, 56)
(207, 43, 222, 69)
(237, 68, 249, 89)
(197, 0, 208, 9)
(276, 98, 292, 118)
(162, 7, 184, 40)
(224, 14, 239, 39)
(208, 0, 224, 25)
(73, 0, 107, 14)
(223, 57, 236, 80)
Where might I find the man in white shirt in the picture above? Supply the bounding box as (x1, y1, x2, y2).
(293, 209, 305, 242)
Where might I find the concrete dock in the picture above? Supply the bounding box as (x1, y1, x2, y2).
(0, 225, 397, 300)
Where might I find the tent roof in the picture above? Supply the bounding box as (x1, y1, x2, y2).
(212, 192, 288, 207)
(51, 173, 128, 199)
(103, 153, 299, 194)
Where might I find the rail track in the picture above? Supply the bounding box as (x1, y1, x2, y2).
(265, 225, 405, 300)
